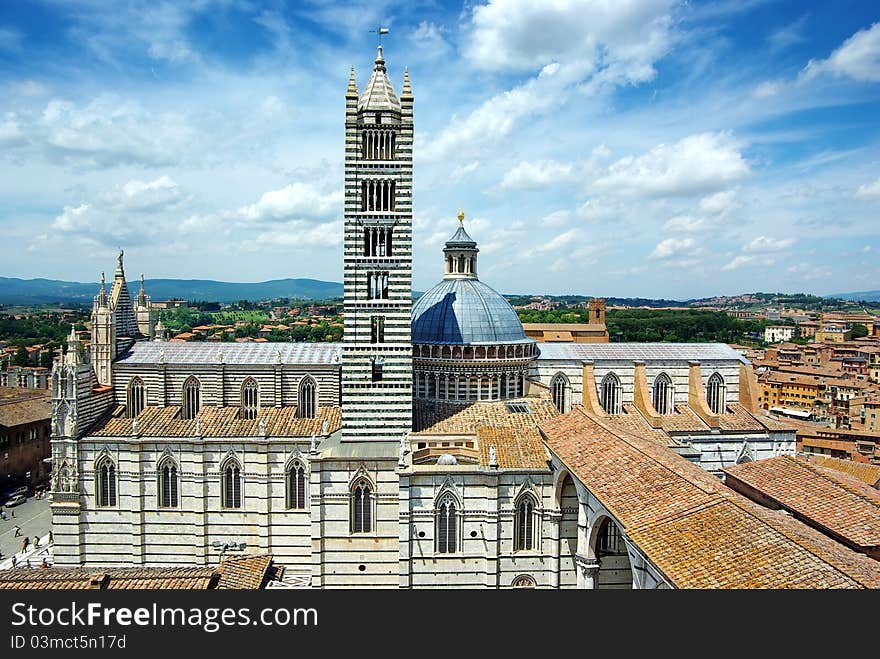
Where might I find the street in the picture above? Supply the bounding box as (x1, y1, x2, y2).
(0, 494, 52, 562)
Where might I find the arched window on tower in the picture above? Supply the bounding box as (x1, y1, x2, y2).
(240, 378, 259, 420)
(297, 376, 317, 419)
(286, 461, 307, 510)
(652, 373, 674, 415)
(351, 479, 372, 533)
(181, 377, 201, 420)
(370, 316, 385, 343)
(514, 495, 537, 552)
(157, 457, 179, 508)
(127, 376, 145, 418)
(600, 373, 622, 414)
(221, 458, 241, 509)
(707, 372, 726, 415)
(95, 457, 116, 507)
(435, 494, 458, 554)
(551, 373, 571, 413)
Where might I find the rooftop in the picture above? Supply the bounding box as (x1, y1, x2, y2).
(115, 341, 341, 366)
(724, 455, 880, 551)
(0, 386, 51, 428)
(535, 342, 749, 363)
(540, 407, 880, 588)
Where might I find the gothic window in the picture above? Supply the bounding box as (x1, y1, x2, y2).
(181, 376, 201, 420)
(286, 461, 307, 510)
(551, 373, 570, 413)
(360, 180, 396, 212)
(370, 315, 385, 343)
(157, 457, 179, 508)
(597, 518, 626, 555)
(95, 457, 116, 507)
(127, 377, 145, 418)
(221, 458, 241, 509)
(297, 376, 317, 419)
(241, 378, 259, 420)
(600, 373, 622, 414)
(652, 373, 674, 415)
(514, 495, 537, 552)
(351, 480, 372, 534)
(435, 494, 458, 554)
(57, 368, 68, 399)
(707, 372, 726, 414)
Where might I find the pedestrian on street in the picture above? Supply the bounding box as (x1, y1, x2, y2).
(13, 525, 21, 537)
(33, 535, 40, 549)
(21, 536, 29, 553)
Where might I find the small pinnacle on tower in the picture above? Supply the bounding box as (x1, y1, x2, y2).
(458, 208, 465, 224)
(347, 65, 358, 96)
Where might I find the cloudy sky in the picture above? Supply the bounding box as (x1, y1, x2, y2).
(0, 0, 878, 299)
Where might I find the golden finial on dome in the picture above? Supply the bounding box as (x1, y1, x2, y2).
(457, 208, 464, 224)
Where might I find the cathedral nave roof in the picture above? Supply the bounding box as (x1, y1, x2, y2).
(114, 341, 342, 366)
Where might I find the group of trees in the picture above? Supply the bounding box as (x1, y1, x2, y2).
(517, 307, 772, 344)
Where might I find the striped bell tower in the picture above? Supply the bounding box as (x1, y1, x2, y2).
(341, 45, 413, 442)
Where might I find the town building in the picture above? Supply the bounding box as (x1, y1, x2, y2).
(0, 386, 52, 491)
(764, 325, 795, 344)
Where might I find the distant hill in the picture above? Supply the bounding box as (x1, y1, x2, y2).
(0, 277, 343, 305)
(829, 290, 880, 302)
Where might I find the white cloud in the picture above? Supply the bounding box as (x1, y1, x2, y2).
(235, 182, 341, 224)
(650, 237, 696, 259)
(465, 0, 676, 77)
(540, 210, 571, 227)
(499, 159, 576, 190)
(593, 132, 750, 197)
(801, 22, 880, 83)
(699, 189, 738, 214)
(663, 215, 706, 233)
(410, 21, 451, 57)
(744, 235, 794, 252)
(449, 161, 480, 183)
(855, 178, 880, 200)
(721, 255, 757, 271)
(247, 220, 342, 250)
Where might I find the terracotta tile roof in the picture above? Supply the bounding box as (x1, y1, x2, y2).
(804, 455, 880, 488)
(90, 405, 341, 438)
(717, 403, 766, 432)
(216, 554, 274, 589)
(412, 398, 557, 468)
(0, 387, 51, 428)
(724, 455, 880, 550)
(660, 405, 709, 432)
(540, 408, 880, 588)
(0, 566, 218, 590)
(595, 405, 673, 444)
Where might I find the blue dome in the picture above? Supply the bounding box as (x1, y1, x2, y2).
(411, 279, 530, 345)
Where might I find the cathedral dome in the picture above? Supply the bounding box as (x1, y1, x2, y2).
(412, 278, 529, 345)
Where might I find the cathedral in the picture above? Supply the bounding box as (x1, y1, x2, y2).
(51, 46, 876, 590)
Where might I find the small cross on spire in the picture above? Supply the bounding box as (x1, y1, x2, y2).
(370, 26, 390, 46)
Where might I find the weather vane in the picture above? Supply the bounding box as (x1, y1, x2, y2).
(370, 26, 389, 46)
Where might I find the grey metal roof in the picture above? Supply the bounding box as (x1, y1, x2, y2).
(445, 224, 476, 247)
(411, 278, 531, 345)
(115, 342, 343, 366)
(535, 343, 749, 364)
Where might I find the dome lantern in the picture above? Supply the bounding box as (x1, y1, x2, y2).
(443, 209, 479, 279)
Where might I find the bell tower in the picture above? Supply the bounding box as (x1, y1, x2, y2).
(341, 45, 413, 442)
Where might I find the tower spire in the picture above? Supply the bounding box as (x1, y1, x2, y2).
(98, 271, 107, 307)
(347, 65, 358, 97)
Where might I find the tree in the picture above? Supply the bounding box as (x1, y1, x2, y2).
(851, 323, 869, 339)
(13, 346, 29, 367)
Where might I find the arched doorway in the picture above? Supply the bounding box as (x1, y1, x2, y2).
(594, 516, 633, 589)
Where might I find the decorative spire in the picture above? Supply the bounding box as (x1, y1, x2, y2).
(138, 273, 147, 307)
(374, 44, 386, 72)
(458, 208, 465, 224)
(97, 271, 107, 307)
(347, 65, 358, 97)
(401, 66, 413, 100)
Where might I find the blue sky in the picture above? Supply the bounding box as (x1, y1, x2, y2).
(0, 0, 878, 299)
